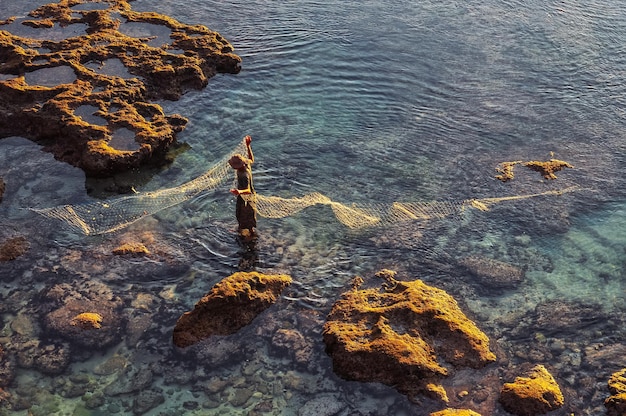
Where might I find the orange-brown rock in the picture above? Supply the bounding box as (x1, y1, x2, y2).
(495, 158, 573, 181)
(172, 272, 292, 348)
(0, 236, 29, 262)
(495, 161, 522, 182)
(605, 368, 626, 416)
(0, 0, 241, 177)
(523, 159, 573, 180)
(499, 365, 564, 416)
(430, 409, 482, 416)
(112, 241, 150, 256)
(322, 270, 496, 402)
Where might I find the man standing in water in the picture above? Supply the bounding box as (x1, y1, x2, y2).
(228, 135, 257, 240)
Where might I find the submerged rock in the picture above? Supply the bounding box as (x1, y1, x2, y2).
(298, 393, 346, 416)
(459, 256, 524, 289)
(499, 365, 564, 416)
(0, 0, 241, 177)
(133, 389, 165, 414)
(0, 236, 29, 262)
(322, 270, 496, 402)
(42, 282, 124, 349)
(605, 368, 626, 416)
(0, 177, 4, 203)
(0, 344, 16, 388)
(172, 271, 292, 348)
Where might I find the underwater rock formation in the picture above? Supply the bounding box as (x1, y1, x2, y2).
(42, 282, 124, 348)
(0, 344, 16, 388)
(0, 0, 241, 177)
(172, 271, 292, 348)
(499, 365, 564, 416)
(271, 328, 313, 370)
(0, 235, 29, 262)
(459, 256, 524, 288)
(0, 177, 4, 203)
(11, 338, 72, 376)
(605, 368, 626, 416)
(322, 270, 496, 402)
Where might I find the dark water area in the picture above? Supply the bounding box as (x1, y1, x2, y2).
(1, 0, 626, 415)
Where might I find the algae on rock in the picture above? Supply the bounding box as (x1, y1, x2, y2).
(323, 269, 496, 402)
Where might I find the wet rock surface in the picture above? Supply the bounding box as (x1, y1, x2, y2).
(41, 281, 125, 348)
(605, 368, 626, 416)
(499, 364, 564, 416)
(323, 270, 496, 402)
(0, 0, 241, 177)
(172, 271, 292, 348)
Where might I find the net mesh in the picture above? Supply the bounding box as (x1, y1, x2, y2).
(32, 140, 248, 235)
(32, 139, 581, 235)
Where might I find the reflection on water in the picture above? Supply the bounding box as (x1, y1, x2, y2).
(117, 21, 173, 48)
(0, 18, 88, 41)
(108, 127, 140, 151)
(74, 105, 107, 126)
(24, 65, 76, 86)
(85, 58, 136, 79)
(2, 0, 626, 415)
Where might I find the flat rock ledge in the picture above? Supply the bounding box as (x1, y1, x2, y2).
(499, 365, 564, 416)
(0, 0, 241, 176)
(322, 269, 496, 402)
(172, 271, 292, 348)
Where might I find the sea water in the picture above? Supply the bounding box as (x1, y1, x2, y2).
(1, 0, 626, 415)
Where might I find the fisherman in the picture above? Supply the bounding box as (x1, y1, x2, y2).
(228, 135, 257, 239)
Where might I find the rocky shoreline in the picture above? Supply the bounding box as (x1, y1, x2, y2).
(0, 0, 241, 177)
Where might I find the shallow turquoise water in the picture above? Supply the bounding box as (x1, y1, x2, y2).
(1, 0, 626, 415)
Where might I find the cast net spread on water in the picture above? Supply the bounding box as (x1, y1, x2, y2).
(32, 139, 580, 235)
(32, 140, 248, 235)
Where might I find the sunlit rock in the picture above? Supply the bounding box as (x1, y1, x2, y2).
(430, 409, 482, 416)
(499, 364, 564, 416)
(605, 368, 626, 416)
(112, 241, 150, 256)
(172, 271, 292, 348)
(70, 311, 103, 329)
(0, 0, 241, 177)
(322, 269, 496, 402)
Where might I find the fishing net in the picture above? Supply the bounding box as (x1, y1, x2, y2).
(32, 140, 248, 235)
(32, 138, 581, 235)
(241, 188, 578, 230)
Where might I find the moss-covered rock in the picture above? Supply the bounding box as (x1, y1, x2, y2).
(499, 365, 564, 416)
(172, 271, 292, 348)
(430, 409, 482, 416)
(0, 0, 241, 177)
(323, 270, 496, 402)
(605, 368, 626, 416)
